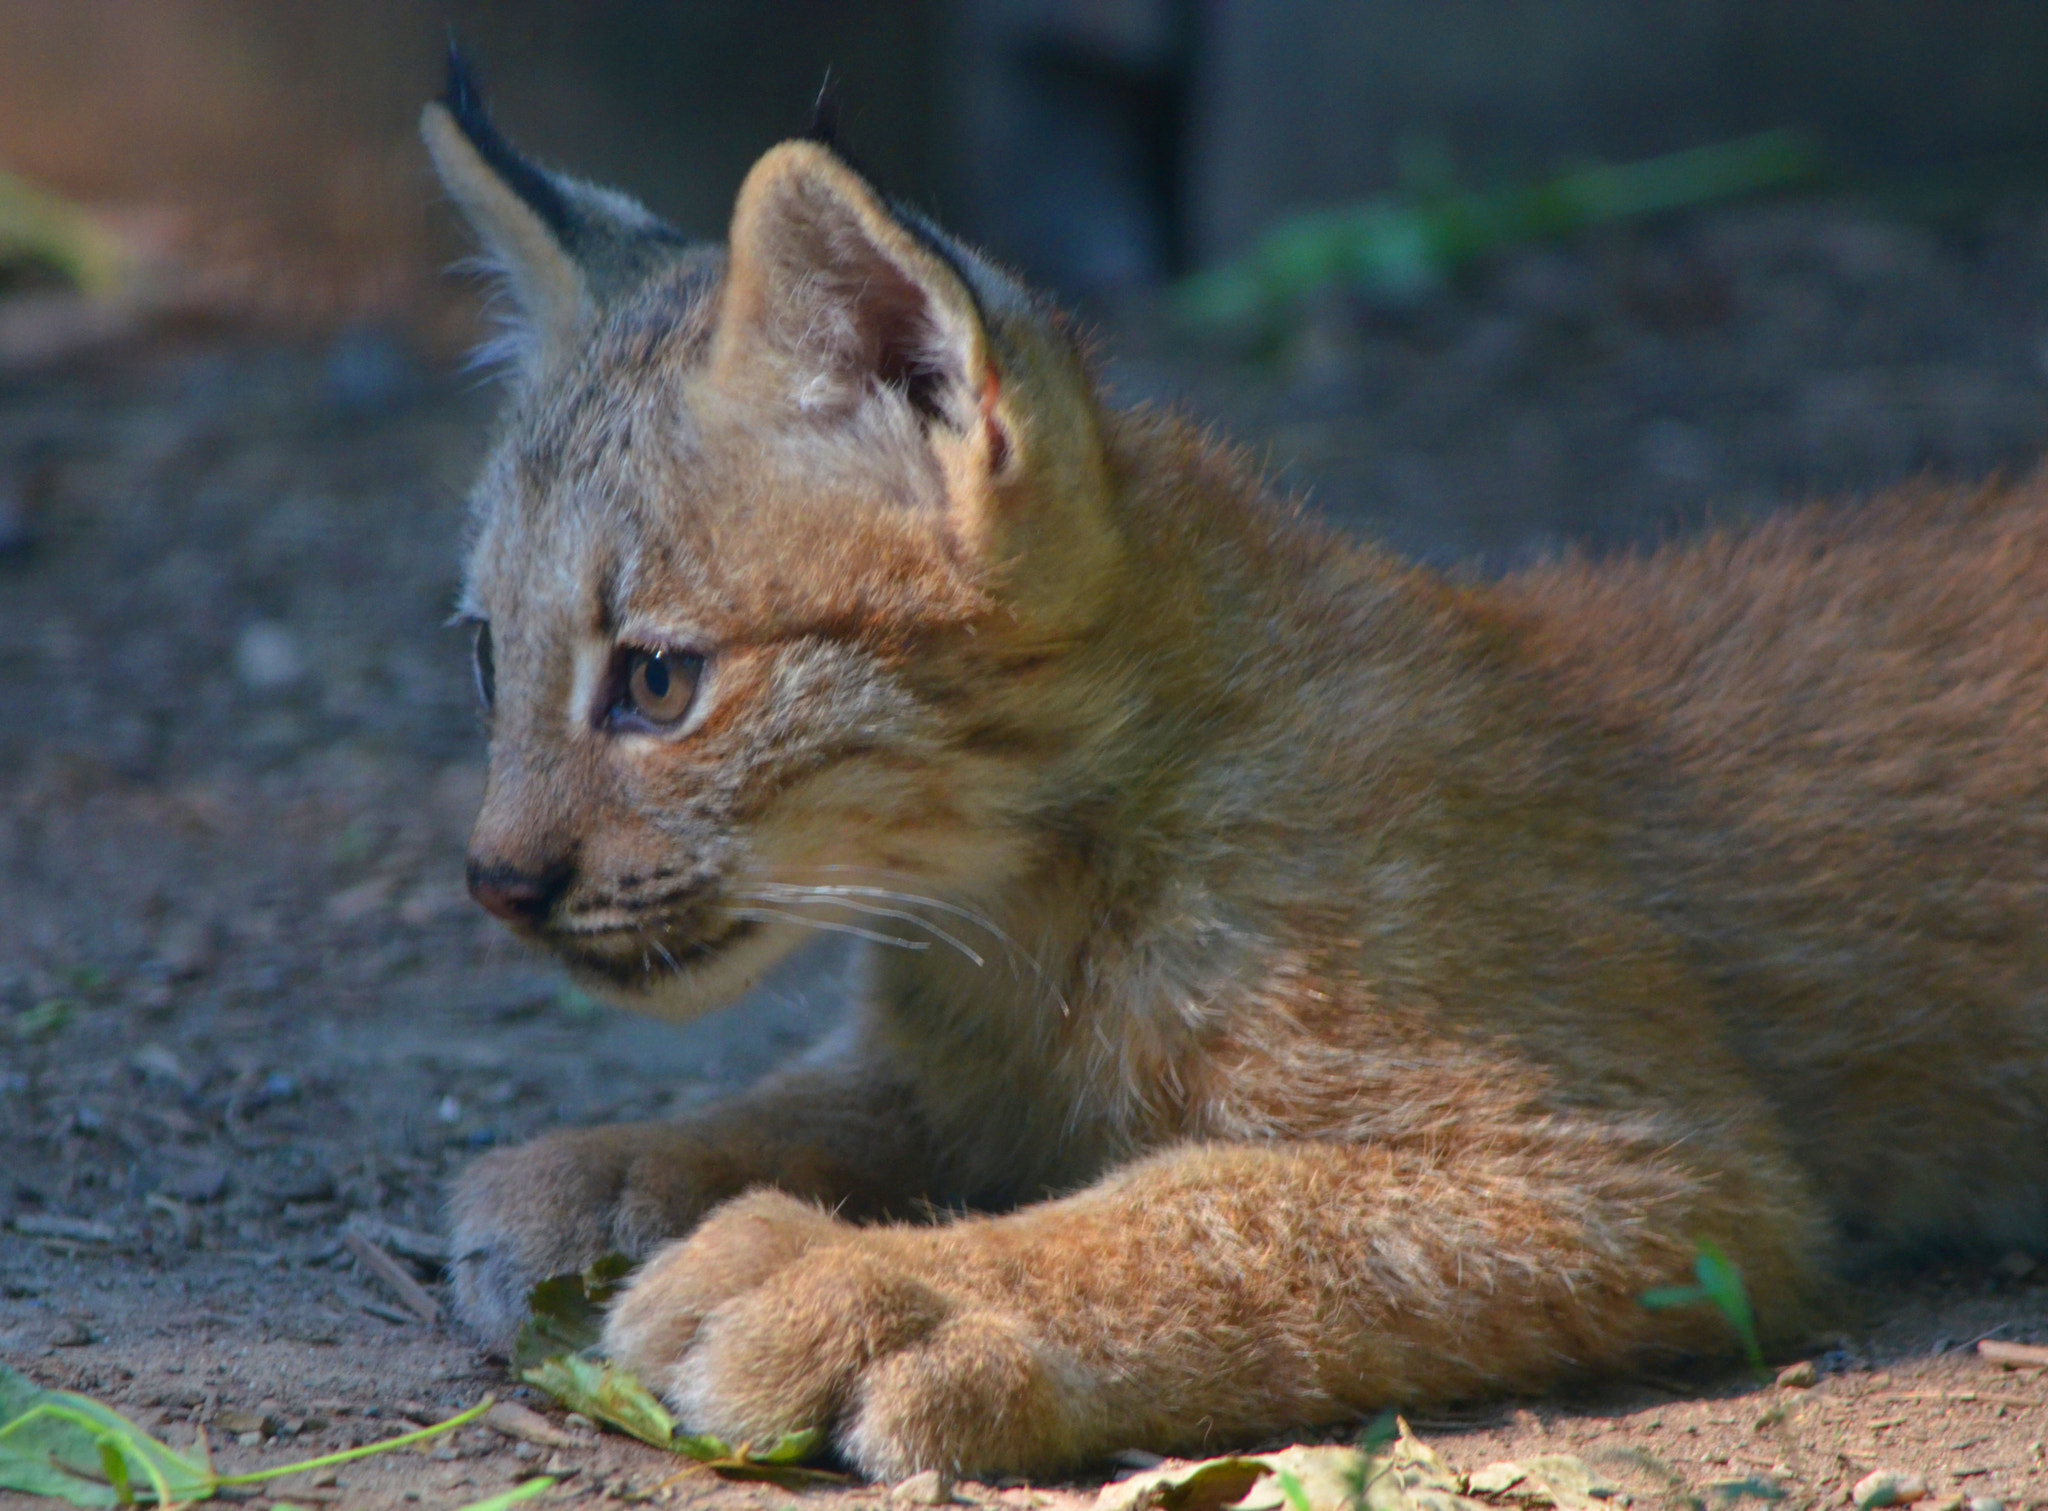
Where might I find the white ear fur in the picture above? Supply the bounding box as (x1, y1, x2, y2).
(422, 101, 591, 372)
(713, 141, 992, 427)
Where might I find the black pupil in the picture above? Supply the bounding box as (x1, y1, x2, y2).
(641, 653, 670, 699)
(474, 624, 495, 707)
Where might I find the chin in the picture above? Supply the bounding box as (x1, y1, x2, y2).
(560, 918, 812, 1023)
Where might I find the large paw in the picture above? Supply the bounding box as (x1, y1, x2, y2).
(448, 1123, 727, 1352)
(604, 1194, 1094, 1479)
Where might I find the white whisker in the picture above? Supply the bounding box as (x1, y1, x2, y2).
(747, 867, 1073, 1019)
(775, 871, 1032, 952)
(637, 927, 681, 974)
(746, 885, 987, 967)
(730, 904, 933, 954)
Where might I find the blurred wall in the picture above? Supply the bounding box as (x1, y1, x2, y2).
(1187, 1, 2048, 263)
(0, 1, 942, 335)
(3, 1, 2047, 327)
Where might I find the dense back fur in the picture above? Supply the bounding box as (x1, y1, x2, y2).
(1506, 484, 2048, 1255)
(427, 70, 2048, 1468)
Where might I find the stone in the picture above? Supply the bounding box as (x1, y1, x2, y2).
(47, 1319, 94, 1347)
(233, 620, 304, 692)
(483, 1401, 581, 1450)
(1774, 1359, 1817, 1389)
(1994, 1250, 2037, 1281)
(1852, 1470, 1927, 1509)
(11, 1213, 117, 1243)
(156, 1159, 229, 1204)
(893, 1468, 958, 1505)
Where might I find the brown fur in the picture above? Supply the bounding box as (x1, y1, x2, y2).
(424, 98, 2048, 1479)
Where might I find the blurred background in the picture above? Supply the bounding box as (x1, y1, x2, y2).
(7, 1, 2048, 556)
(9, 2, 2048, 1374)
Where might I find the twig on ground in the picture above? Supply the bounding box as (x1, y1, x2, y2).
(1976, 1339, 2048, 1369)
(342, 1230, 439, 1325)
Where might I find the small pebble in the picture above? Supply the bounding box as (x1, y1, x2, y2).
(153, 911, 212, 976)
(215, 1408, 274, 1437)
(892, 1468, 958, 1505)
(47, 1319, 94, 1347)
(1994, 1249, 2037, 1281)
(1852, 1469, 1927, 1509)
(1775, 1358, 1817, 1389)
(234, 620, 304, 692)
(157, 1159, 229, 1204)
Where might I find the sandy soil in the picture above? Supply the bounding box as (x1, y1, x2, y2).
(8, 192, 2048, 1510)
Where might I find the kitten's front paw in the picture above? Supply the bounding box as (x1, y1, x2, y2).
(604, 1197, 1092, 1479)
(447, 1123, 723, 1352)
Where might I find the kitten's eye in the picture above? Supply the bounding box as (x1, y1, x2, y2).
(623, 648, 702, 726)
(472, 622, 496, 711)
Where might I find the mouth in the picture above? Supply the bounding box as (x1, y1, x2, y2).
(542, 916, 764, 989)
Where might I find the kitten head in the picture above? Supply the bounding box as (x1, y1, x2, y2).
(424, 56, 1121, 1016)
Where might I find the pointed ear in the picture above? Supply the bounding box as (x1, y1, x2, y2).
(713, 141, 998, 439)
(422, 49, 684, 374)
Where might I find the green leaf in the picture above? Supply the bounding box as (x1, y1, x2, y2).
(0, 1367, 215, 1507)
(1097, 1456, 1275, 1511)
(1173, 129, 1820, 331)
(511, 1256, 633, 1372)
(1642, 1242, 1767, 1375)
(95, 1440, 130, 1505)
(0, 168, 134, 297)
(1692, 1240, 1766, 1375)
(520, 1355, 675, 1451)
(11, 999, 74, 1042)
(754, 1427, 828, 1465)
(670, 1427, 845, 1487)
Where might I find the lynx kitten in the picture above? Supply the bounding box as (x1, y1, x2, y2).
(423, 61, 2048, 1479)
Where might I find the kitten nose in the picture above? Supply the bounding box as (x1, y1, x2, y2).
(466, 857, 573, 926)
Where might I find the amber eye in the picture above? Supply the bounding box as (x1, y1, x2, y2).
(622, 648, 702, 727)
(472, 623, 496, 710)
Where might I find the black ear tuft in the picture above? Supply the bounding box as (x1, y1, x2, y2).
(804, 70, 840, 148)
(440, 39, 579, 247)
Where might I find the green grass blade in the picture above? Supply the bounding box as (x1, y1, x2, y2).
(1693, 1240, 1766, 1375)
(213, 1395, 494, 1486)
(452, 1476, 558, 1510)
(1638, 1283, 1710, 1311)
(1274, 1467, 1315, 1511)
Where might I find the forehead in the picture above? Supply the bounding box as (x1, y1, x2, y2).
(462, 260, 984, 645)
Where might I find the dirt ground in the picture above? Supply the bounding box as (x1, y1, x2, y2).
(9, 191, 2048, 1510)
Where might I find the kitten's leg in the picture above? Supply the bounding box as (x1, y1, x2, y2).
(605, 1135, 1820, 1479)
(448, 1058, 933, 1351)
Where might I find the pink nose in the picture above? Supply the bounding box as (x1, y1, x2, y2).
(465, 858, 571, 926)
